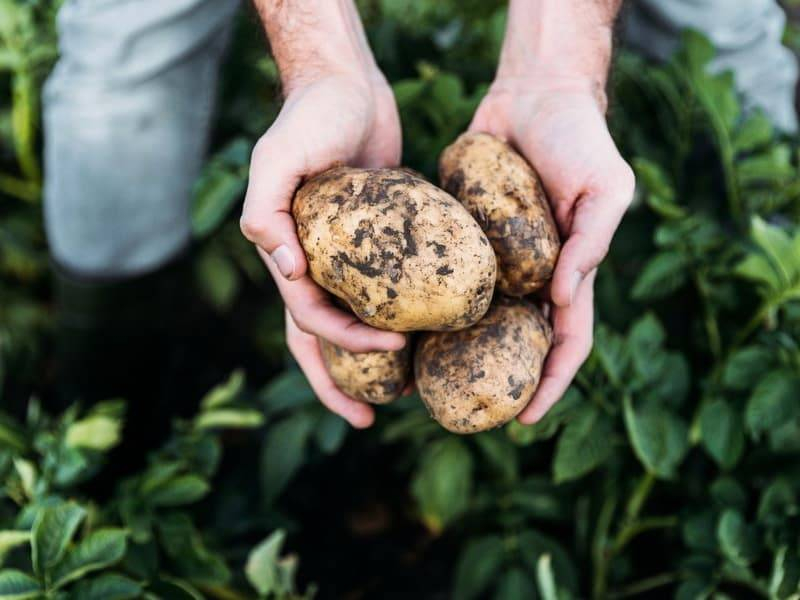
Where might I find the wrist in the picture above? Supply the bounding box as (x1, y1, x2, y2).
(257, 0, 383, 96)
(494, 0, 617, 104)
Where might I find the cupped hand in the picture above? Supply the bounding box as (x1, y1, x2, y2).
(241, 74, 406, 428)
(469, 78, 635, 424)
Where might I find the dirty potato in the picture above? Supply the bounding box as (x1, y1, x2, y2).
(293, 167, 496, 331)
(439, 132, 560, 296)
(414, 297, 552, 434)
(320, 336, 411, 405)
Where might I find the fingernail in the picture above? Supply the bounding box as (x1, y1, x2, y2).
(569, 271, 582, 305)
(271, 245, 295, 279)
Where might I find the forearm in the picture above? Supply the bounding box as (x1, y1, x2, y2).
(496, 0, 622, 102)
(253, 0, 382, 94)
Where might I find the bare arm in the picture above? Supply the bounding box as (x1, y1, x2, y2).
(472, 0, 633, 424)
(496, 0, 622, 108)
(243, 0, 404, 428)
(254, 0, 385, 94)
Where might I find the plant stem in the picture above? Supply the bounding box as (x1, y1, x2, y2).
(608, 572, 679, 598)
(623, 472, 655, 525)
(613, 516, 678, 553)
(693, 271, 722, 359)
(591, 492, 618, 600)
(0, 173, 40, 203)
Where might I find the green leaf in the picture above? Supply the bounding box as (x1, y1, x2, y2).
(65, 415, 121, 451)
(31, 502, 86, 577)
(711, 477, 747, 512)
(631, 251, 689, 300)
(245, 530, 286, 596)
(473, 432, 518, 484)
(632, 158, 686, 219)
(260, 370, 317, 415)
(493, 567, 536, 600)
(157, 514, 229, 585)
(768, 546, 800, 599)
(592, 325, 630, 387)
(757, 479, 796, 525)
(628, 313, 666, 366)
(191, 150, 247, 238)
(68, 574, 143, 600)
(737, 145, 795, 185)
(750, 216, 799, 285)
(732, 111, 773, 153)
(0, 570, 41, 600)
(745, 371, 800, 440)
(700, 400, 744, 469)
(536, 554, 558, 600)
(313, 412, 348, 454)
(201, 370, 246, 410)
(735, 253, 783, 293)
(517, 530, 577, 592)
(261, 412, 316, 504)
(682, 511, 718, 552)
(195, 250, 239, 312)
(411, 438, 473, 534)
(722, 346, 774, 390)
(506, 387, 583, 445)
(194, 409, 264, 431)
(148, 475, 210, 507)
(0, 532, 29, 567)
(717, 510, 760, 566)
(552, 404, 614, 483)
(51, 528, 127, 589)
(452, 536, 505, 600)
(623, 396, 688, 479)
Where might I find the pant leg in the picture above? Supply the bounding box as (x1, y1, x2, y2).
(622, 0, 798, 133)
(44, 0, 240, 279)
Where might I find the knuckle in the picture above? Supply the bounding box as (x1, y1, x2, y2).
(239, 215, 268, 244)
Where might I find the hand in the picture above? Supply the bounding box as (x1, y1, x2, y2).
(470, 78, 635, 423)
(241, 73, 406, 429)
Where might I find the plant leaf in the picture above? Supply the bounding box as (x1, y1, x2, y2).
(31, 502, 86, 577)
(245, 530, 286, 596)
(51, 528, 127, 589)
(260, 412, 316, 504)
(700, 399, 744, 469)
(68, 573, 142, 600)
(148, 475, 210, 507)
(631, 251, 689, 300)
(553, 404, 614, 483)
(0, 570, 41, 600)
(452, 535, 505, 600)
(411, 438, 473, 534)
(623, 396, 688, 479)
(745, 370, 800, 440)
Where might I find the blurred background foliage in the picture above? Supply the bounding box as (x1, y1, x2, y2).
(1, 0, 800, 598)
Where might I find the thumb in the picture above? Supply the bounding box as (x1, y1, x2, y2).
(550, 187, 632, 308)
(240, 132, 309, 281)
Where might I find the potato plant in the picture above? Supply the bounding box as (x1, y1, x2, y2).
(1, 0, 800, 598)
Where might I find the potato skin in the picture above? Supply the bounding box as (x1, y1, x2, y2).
(320, 337, 411, 405)
(439, 132, 560, 296)
(293, 167, 496, 331)
(414, 297, 552, 434)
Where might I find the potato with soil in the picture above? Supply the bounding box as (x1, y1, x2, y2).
(439, 132, 560, 296)
(293, 167, 496, 331)
(320, 336, 411, 405)
(415, 297, 552, 434)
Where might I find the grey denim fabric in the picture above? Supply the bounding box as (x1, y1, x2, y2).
(43, 0, 239, 278)
(623, 0, 798, 133)
(43, 0, 798, 277)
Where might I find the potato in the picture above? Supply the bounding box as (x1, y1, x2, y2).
(320, 336, 411, 404)
(439, 132, 560, 296)
(414, 297, 552, 433)
(293, 167, 496, 331)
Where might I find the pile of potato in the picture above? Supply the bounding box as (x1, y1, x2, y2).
(292, 133, 560, 433)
